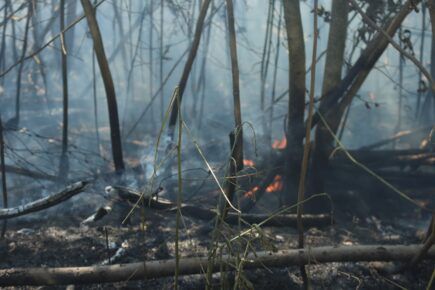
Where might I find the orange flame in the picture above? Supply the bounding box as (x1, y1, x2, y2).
(243, 159, 255, 167)
(245, 186, 259, 198)
(266, 175, 283, 193)
(272, 137, 287, 149)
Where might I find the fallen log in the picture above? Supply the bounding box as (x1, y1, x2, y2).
(91, 186, 331, 228)
(358, 126, 433, 150)
(0, 244, 433, 286)
(0, 181, 88, 220)
(331, 149, 435, 168)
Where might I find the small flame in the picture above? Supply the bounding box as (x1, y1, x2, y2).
(243, 159, 255, 167)
(266, 175, 283, 193)
(245, 186, 259, 198)
(272, 137, 287, 149)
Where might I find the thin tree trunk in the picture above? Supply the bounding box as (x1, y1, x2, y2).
(282, 0, 305, 205)
(416, 5, 426, 119)
(0, 0, 9, 88)
(159, 0, 164, 121)
(296, 1, 319, 287)
(149, 1, 155, 133)
(121, 4, 147, 132)
(0, 117, 7, 238)
(65, 0, 77, 58)
(12, 1, 32, 128)
(423, 0, 435, 125)
(395, 11, 404, 148)
(267, 3, 283, 148)
(197, 3, 214, 130)
(167, 0, 211, 140)
(80, 0, 124, 171)
(92, 51, 101, 156)
(260, 0, 275, 138)
(219, 0, 243, 217)
(59, 0, 69, 178)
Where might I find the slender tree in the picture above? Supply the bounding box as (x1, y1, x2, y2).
(219, 0, 243, 217)
(8, 1, 32, 129)
(423, 0, 435, 124)
(167, 0, 211, 140)
(59, 0, 69, 178)
(80, 0, 124, 171)
(282, 0, 305, 205)
(159, 0, 164, 121)
(0, 117, 7, 238)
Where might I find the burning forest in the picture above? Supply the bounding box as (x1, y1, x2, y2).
(0, 0, 434, 289)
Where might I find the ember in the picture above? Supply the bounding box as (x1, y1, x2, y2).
(266, 175, 283, 192)
(243, 159, 255, 167)
(245, 186, 259, 198)
(272, 137, 287, 149)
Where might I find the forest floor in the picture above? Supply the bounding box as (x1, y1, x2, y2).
(0, 171, 433, 290)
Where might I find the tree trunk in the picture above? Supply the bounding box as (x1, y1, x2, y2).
(59, 0, 69, 178)
(167, 0, 211, 140)
(310, 0, 418, 200)
(80, 0, 124, 172)
(422, 0, 435, 124)
(282, 0, 305, 205)
(310, 0, 348, 196)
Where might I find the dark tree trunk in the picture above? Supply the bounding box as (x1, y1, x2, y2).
(282, 0, 306, 205)
(310, 0, 348, 195)
(167, 0, 211, 139)
(80, 0, 124, 172)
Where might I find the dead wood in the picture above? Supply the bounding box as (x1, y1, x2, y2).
(358, 126, 433, 150)
(96, 186, 331, 228)
(0, 244, 433, 286)
(331, 149, 435, 168)
(0, 181, 88, 220)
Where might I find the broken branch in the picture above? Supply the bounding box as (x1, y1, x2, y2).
(0, 181, 88, 220)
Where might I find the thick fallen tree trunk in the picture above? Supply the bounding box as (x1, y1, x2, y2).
(1, 244, 433, 286)
(0, 181, 88, 220)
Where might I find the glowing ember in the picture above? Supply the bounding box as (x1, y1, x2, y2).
(266, 175, 283, 193)
(272, 137, 287, 149)
(245, 186, 259, 198)
(243, 159, 255, 167)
